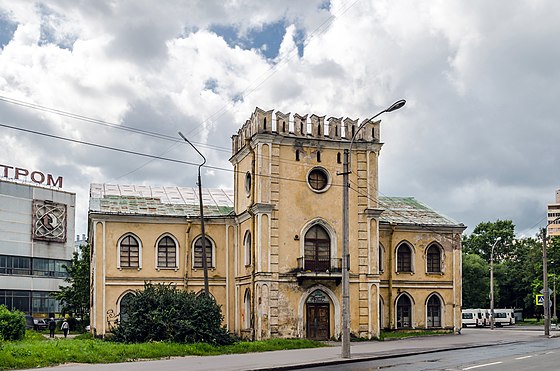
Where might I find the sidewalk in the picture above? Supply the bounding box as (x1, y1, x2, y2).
(33, 327, 554, 371)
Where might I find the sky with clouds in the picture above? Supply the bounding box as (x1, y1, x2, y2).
(0, 0, 559, 238)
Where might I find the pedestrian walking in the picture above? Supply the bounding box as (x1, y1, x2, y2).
(48, 318, 56, 338)
(61, 319, 69, 338)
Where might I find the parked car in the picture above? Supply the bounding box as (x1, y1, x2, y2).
(33, 318, 48, 331)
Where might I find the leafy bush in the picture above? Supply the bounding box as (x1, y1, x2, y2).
(111, 284, 235, 345)
(0, 305, 26, 341)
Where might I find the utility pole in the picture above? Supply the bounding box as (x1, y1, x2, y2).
(489, 237, 501, 330)
(340, 99, 405, 359)
(179, 132, 209, 295)
(341, 148, 350, 359)
(543, 227, 550, 336)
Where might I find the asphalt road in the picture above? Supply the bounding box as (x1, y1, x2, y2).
(304, 336, 560, 371)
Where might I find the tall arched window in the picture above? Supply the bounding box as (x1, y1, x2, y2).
(119, 292, 134, 323)
(157, 236, 177, 268)
(379, 245, 385, 273)
(396, 295, 412, 329)
(397, 243, 412, 273)
(304, 225, 330, 271)
(427, 295, 442, 328)
(426, 244, 441, 273)
(244, 231, 252, 266)
(243, 289, 251, 329)
(119, 235, 140, 268)
(193, 236, 213, 268)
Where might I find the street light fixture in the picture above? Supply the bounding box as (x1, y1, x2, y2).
(340, 99, 406, 358)
(543, 216, 560, 336)
(489, 237, 502, 330)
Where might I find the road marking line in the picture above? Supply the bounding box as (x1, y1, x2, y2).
(515, 355, 532, 360)
(463, 362, 503, 370)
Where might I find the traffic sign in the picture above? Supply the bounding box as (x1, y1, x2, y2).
(536, 294, 552, 307)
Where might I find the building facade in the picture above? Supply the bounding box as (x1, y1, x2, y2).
(547, 189, 560, 236)
(0, 178, 76, 316)
(89, 107, 465, 339)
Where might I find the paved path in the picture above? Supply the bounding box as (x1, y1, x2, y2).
(30, 327, 555, 371)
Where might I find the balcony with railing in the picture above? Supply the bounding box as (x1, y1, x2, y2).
(296, 257, 342, 285)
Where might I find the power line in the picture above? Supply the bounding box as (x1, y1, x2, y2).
(0, 120, 347, 189)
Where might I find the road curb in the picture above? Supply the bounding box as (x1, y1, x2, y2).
(252, 340, 531, 371)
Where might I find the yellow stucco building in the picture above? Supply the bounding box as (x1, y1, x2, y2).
(89, 107, 466, 339)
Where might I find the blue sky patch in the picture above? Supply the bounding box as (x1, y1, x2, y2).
(0, 14, 17, 49)
(211, 20, 287, 59)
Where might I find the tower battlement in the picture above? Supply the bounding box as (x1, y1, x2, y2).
(231, 107, 380, 155)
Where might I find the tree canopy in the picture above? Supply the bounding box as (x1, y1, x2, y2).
(462, 220, 560, 319)
(53, 244, 90, 322)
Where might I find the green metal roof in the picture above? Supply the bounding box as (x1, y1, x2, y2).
(89, 183, 234, 218)
(89, 184, 463, 228)
(378, 196, 463, 228)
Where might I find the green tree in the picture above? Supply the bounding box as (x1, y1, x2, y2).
(0, 305, 26, 341)
(112, 283, 235, 345)
(462, 253, 489, 308)
(53, 244, 90, 322)
(462, 220, 515, 262)
(496, 237, 542, 312)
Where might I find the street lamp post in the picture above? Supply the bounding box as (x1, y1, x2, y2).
(543, 216, 560, 336)
(489, 237, 502, 330)
(340, 99, 405, 358)
(179, 132, 210, 295)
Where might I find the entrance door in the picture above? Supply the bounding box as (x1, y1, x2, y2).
(396, 295, 412, 328)
(306, 304, 330, 340)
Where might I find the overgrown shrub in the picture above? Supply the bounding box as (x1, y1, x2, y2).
(111, 284, 235, 345)
(0, 305, 26, 341)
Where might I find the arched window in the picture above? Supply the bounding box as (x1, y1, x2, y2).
(119, 292, 134, 323)
(119, 234, 140, 268)
(263, 117, 267, 130)
(426, 244, 441, 273)
(379, 245, 384, 273)
(379, 297, 385, 329)
(397, 243, 412, 273)
(337, 152, 341, 164)
(317, 124, 321, 136)
(396, 295, 412, 329)
(304, 225, 330, 271)
(296, 149, 300, 161)
(157, 236, 177, 268)
(427, 295, 442, 328)
(244, 231, 252, 266)
(193, 236, 213, 268)
(282, 121, 286, 132)
(243, 289, 251, 329)
(317, 151, 321, 162)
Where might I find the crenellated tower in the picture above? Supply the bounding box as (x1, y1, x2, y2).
(230, 107, 384, 340)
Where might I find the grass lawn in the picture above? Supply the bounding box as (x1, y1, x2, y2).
(0, 331, 325, 370)
(379, 329, 453, 340)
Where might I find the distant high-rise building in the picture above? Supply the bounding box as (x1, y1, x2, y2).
(547, 189, 560, 236)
